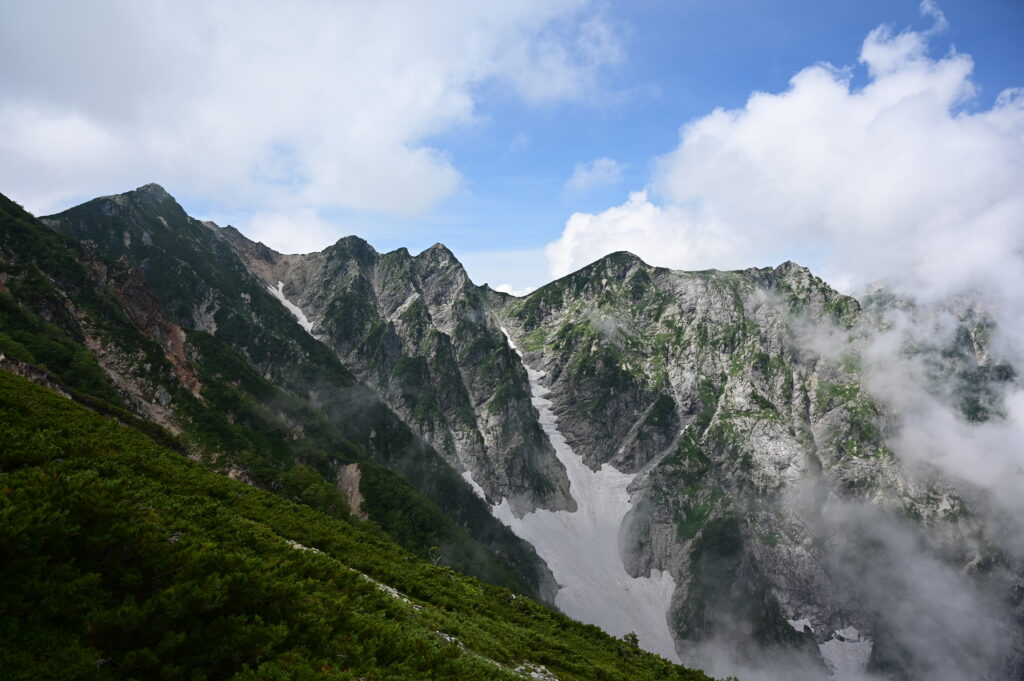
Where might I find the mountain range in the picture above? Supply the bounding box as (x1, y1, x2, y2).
(2, 183, 1021, 680)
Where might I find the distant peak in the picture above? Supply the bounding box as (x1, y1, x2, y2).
(135, 183, 172, 199)
(603, 250, 646, 266)
(324, 235, 379, 265)
(333, 234, 370, 248)
(110, 182, 181, 212)
(419, 242, 455, 259)
(586, 250, 648, 275)
(414, 242, 460, 268)
(773, 260, 812, 276)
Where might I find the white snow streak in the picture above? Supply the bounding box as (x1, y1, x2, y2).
(267, 281, 314, 334)
(461, 471, 487, 500)
(787, 618, 814, 634)
(493, 328, 679, 661)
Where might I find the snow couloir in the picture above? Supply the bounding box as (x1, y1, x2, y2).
(267, 281, 314, 335)
(475, 330, 679, 661)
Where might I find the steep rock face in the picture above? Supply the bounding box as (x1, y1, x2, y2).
(219, 229, 573, 516)
(40, 185, 557, 601)
(494, 252, 1018, 676)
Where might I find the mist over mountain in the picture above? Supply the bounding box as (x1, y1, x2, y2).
(2, 183, 1020, 679)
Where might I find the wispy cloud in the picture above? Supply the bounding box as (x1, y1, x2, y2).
(508, 132, 531, 153)
(563, 157, 624, 196)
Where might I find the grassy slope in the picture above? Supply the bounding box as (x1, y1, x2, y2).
(0, 370, 714, 681)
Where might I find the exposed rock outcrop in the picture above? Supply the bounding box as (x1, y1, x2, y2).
(220, 231, 574, 516)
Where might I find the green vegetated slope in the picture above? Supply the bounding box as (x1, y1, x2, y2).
(0, 192, 156, 409)
(0, 190, 549, 599)
(0, 370, 714, 681)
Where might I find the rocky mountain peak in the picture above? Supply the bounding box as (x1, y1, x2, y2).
(587, 250, 649, 279)
(136, 182, 172, 198)
(118, 183, 186, 218)
(750, 258, 861, 324)
(326, 234, 379, 266)
(416, 242, 456, 262)
(773, 259, 808, 274)
(45, 183, 198, 264)
(415, 242, 467, 274)
(603, 250, 647, 266)
(765, 259, 822, 290)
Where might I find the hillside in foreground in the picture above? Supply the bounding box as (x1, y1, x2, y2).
(0, 370, 714, 680)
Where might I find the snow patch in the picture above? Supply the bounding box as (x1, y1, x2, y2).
(462, 471, 487, 500)
(267, 281, 314, 334)
(493, 328, 679, 662)
(788, 618, 814, 634)
(501, 327, 521, 355)
(836, 626, 862, 642)
(818, 636, 873, 678)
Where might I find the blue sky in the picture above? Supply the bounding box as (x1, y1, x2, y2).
(429, 0, 1022, 277)
(375, 0, 1024, 291)
(1, 0, 1022, 293)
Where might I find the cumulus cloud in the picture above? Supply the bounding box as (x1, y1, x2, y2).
(546, 190, 734, 279)
(0, 0, 621, 227)
(545, 9, 1024, 303)
(494, 284, 536, 297)
(243, 209, 340, 255)
(564, 157, 624, 196)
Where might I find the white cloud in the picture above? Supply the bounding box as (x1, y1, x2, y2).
(563, 157, 624, 196)
(546, 13, 1024, 303)
(545, 190, 737, 278)
(0, 0, 621, 231)
(499, 10, 624, 105)
(919, 0, 950, 36)
(494, 283, 536, 297)
(244, 209, 340, 255)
